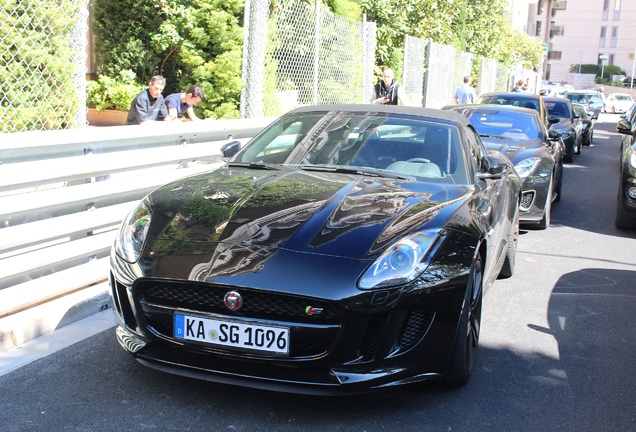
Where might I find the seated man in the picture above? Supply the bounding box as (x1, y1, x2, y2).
(164, 85, 206, 121)
(126, 75, 173, 125)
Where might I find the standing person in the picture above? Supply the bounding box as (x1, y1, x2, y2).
(126, 75, 172, 125)
(453, 75, 477, 104)
(511, 79, 524, 92)
(164, 85, 206, 121)
(371, 68, 408, 105)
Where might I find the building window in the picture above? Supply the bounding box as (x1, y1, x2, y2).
(553, 1, 566, 10)
(611, 26, 618, 48)
(548, 51, 562, 60)
(609, 54, 615, 65)
(536, 21, 542, 37)
(602, 0, 609, 20)
(614, 0, 621, 20)
(599, 26, 607, 47)
(550, 26, 564, 38)
(537, 0, 544, 15)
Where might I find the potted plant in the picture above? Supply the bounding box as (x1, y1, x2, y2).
(86, 70, 145, 126)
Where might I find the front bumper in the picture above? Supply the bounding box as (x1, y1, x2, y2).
(108, 247, 473, 394)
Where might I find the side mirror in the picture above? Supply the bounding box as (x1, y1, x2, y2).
(478, 156, 506, 180)
(548, 129, 562, 140)
(548, 116, 560, 124)
(616, 119, 634, 136)
(220, 140, 242, 158)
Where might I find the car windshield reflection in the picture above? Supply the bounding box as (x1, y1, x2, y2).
(235, 112, 470, 184)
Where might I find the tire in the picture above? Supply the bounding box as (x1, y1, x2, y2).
(574, 139, 581, 155)
(443, 255, 483, 385)
(498, 204, 519, 279)
(563, 146, 574, 163)
(537, 178, 553, 230)
(553, 171, 562, 203)
(615, 196, 636, 229)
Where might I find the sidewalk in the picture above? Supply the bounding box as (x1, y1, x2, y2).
(0, 309, 114, 377)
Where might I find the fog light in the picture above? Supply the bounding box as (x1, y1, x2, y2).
(628, 187, 636, 199)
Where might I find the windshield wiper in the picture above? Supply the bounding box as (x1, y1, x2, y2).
(226, 162, 280, 170)
(479, 134, 506, 139)
(299, 165, 413, 180)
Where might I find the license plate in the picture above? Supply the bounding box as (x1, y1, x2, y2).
(173, 313, 290, 355)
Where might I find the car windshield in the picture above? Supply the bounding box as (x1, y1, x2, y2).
(616, 95, 633, 101)
(546, 101, 570, 118)
(467, 109, 542, 141)
(234, 112, 469, 184)
(566, 94, 587, 104)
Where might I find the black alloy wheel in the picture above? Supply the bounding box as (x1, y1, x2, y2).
(443, 254, 483, 385)
(616, 185, 636, 229)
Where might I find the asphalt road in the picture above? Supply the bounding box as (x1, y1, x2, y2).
(1, 115, 635, 432)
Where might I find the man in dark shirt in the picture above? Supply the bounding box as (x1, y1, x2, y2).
(126, 75, 172, 125)
(164, 85, 205, 121)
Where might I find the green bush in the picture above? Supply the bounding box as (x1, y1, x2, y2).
(86, 71, 145, 111)
(92, 0, 244, 119)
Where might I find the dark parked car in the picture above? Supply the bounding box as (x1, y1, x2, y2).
(109, 104, 522, 394)
(564, 90, 604, 118)
(544, 97, 582, 163)
(622, 76, 636, 87)
(446, 104, 564, 229)
(615, 105, 636, 229)
(572, 103, 597, 146)
(475, 92, 551, 130)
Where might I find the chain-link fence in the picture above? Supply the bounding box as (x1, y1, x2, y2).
(0, 0, 88, 133)
(241, 0, 376, 119)
(1, 0, 529, 132)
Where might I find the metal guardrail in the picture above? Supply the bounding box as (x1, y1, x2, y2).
(0, 120, 270, 352)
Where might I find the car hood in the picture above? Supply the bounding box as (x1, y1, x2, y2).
(143, 166, 474, 262)
(479, 136, 547, 164)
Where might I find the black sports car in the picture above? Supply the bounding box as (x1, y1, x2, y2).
(543, 97, 582, 163)
(615, 106, 636, 229)
(446, 104, 564, 229)
(109, 105, 521, 394)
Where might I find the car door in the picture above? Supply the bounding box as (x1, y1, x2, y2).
(465, 126, 512, 279)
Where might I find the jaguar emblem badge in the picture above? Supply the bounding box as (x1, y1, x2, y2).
(224, 291, 243, 311)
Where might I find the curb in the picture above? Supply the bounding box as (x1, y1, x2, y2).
(0, 283, 111, 353)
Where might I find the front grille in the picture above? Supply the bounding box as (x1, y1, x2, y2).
(520, 190, 535, 211)
(136, 279, 339, 322)
(132, 279, 343, 358)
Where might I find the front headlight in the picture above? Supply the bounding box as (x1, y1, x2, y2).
(115, 201, 152, 263)
(630, 149, 636, 169)
(514, 157, 542, 179)
(358, 229, 443, 290)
